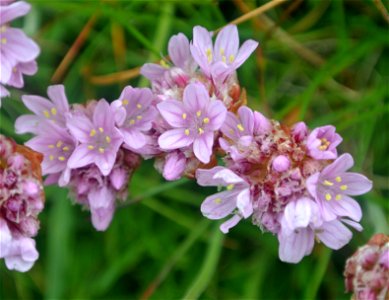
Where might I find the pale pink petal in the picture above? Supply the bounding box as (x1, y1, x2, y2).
(341, 173, 373, 195)
(140, 63, 166, 81)
(88, 186, 115, 231)
(317, 219, 352, 250)
(157, 100, 188, 127)
(0, 1, 31, 24)
(214, 25, 239, 61)
(163, 151, 186, 181)
(122, 129, 146, 149)
(66, 114, 93, 143)
(168, 33, 191, 69)
(329, 195, 362, 222)
(233, 39, 258, 69)
(206, 100, 227, 131)
(238, 106, 254, 135)
(158, 128, 194, 150)
(278, 228, 313, 263)
(21, 94, 52, 116)
(220, 215, 242, 233)
(306, 173, 319, 199)
(3, 28, 40, 62)
(322, 153, 354, 177)
(47, 85, 69, 112)
(4, 237, 38, 272)
(193, 132, 214, 163)
(93, 99, 114, 129)
(67, 145, 95, 170)
(201, 190, 239, 219)
(284, 197, 313, 230)
(196, 166, 234, 186)
(221, 112, 240, 139)
(341, 219, 363, 231)
(236, 188, 252, 218)
(183, 82, 209, 113)
(14, 115, 40, 134)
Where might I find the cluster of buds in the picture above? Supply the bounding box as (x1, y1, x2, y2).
(344, 234, 389, 300)
(0, 1, 40, 107)
(13, 24, 373, 272)
(0, 135, 44, 271)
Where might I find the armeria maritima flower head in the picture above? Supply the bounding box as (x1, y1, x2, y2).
(0, 134, 44, 272)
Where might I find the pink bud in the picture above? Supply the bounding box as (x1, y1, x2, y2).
(163, 151, 186, 181)
(292, 122, 308, 142)
(253, 111, 271, 134)
(23, 180, 39, 196)
(272, 155, 290, 172)
(109, 167, 127, 191)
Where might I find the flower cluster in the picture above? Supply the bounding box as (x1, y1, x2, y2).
(15, 85, 143, 231)
(0, 134, 44, 272)
(0, 1, 40, 107)
(344, 233, 389, 300)
(195, 106, 372, 263)
(13, 24, 374, 270)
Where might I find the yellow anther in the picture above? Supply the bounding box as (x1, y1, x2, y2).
(137, 115, 143, 120)
(12, 67, 17, 73)
(0, 26, 6, 33)
(203, 117, 210, 124)
(318, 138, 330, 150)
(340, 185, 348, 191)
(56, 141, 63, 148)
(226, 184, 234, 191)
(196, 110, 202, 117)
(325, 193, 332, 201)
(229, 54, 235, 63)
(88, 145, 95, 150)
(51, 107, 57, 116)
(222, 56, 226, 63)
(335, 176, 342, 182)
(43, 110, 50, 118)
(98, 147, 105, 154)
(99, 127, 104, 133)
(122, 99, 129, 106)
(1, 38, 7, 44)
(49, 155, 54, 161)
(219, 48, 225, 55)
(335, 194, 342, 201)
(58, 156, 65, 161)
(237, 124, 244, 132)
(198, 128, 204, 135)
(90, 129, 96, 137)
(214, 198, 222, 204)
(105, 136, 111, 143)
(184, 129, 190, 136)
(137, 104, 142, 109)
(62, 146, 69, 151)
(206, 48, 213, 63)
(129, 119, 135, 125)
(48, 145, 55, 149)
(160, 59, 169, 68)
(182, 113, 187, 120)
(323, 180, 333, 186)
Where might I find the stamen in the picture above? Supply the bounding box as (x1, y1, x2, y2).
(105, 136, 111, 143)
(325, 193, 332, 201)
(182, 113, 187, 120)
(98, 147, 105, 154)
(56, 141, 63, 148)
(99, 127, 104, 133)
(137, 104, 142, 109)
(237, 124, 244, 132)
(62, 146, 69, 151)
(137, 115, 142, 120)
(323, 180, 333, 186)
(219, 48, 225, 55)
(160, 59, 169, 68)
(48, 145, 55, 149)
(214, 198, 222, 204)
(1, 38, 7, 44)
(0, 26, 6, 33)
(198, 128, 204, 135)
(51, 108, 57, 115)
(229, 55, 235, 63)
(90, 129, 96, 137)
(335, 194, 342, 201)
(129, 119, 135, 125)
(184, 129, 190, 136)
(88, 145, 95, 150)
(335, 176, 342, 182)
(203, 117, 209, 124)
(58, 156, 65, 161)
(43, 110, 50, 118)
(122, 99, 129, 106)
(222, 56, 226, 63)
(206, 48, 213, 63)
(49, 155, 54, 161)
(226, 184, 234, 191)
(340, 185, 348, 191)
(196, 111, 202, 117)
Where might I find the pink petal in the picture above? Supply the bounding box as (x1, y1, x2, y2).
(66, 114, 93, 143)
(221, 112, 240, 139)
(306, 172, 320, 199)
(88, 186, 115, 231)
(278, 228, 314, 263)
(67, 145, 95, 170)
(322, 153, 354, 177)
(0, 1, 31, 24)
(47, 85, 69, 112)
(140, 63, 166, 81)
(168, 33, 191, 69)
(341, 173, 373, 195)
(158, 128, 194, 150)
(214, 25, 239, 60)
(329, 195, 362, 222)
(3, 28, 40, 62)
(316, 219, 352, 250)
(93, 99, 113, 129)
(284, 197, 313, 230)
(14, 114, 40, 134)
(21, 94, 52, 116)
(220, 215, 242, 233)
(206, 100, 227, 131)
(201, 190, 239, 219)
(196, 166, 233, 186)
(183, 82, 210, 113)
(163, 151, 186, 181)
(238, 106, 254, 135)
(233, 39, 258, 69)
(193, 132, 214, 163)
(236, 188, 252, 218)
(122, 129, 146, 149)
(157, 100, 188, 128)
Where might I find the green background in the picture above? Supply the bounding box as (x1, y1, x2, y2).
(0, 0, 388, 299)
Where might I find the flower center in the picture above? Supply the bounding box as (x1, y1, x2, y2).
(88, 128, 111, 154)
(318, 138, 330, 151)
(47, 140, 72, 162)
(321, 175, 348, 201)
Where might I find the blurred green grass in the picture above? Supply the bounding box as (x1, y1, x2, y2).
(0, 0, 388, 299)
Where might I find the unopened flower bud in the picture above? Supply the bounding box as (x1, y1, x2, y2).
(272, 155, 290, 172)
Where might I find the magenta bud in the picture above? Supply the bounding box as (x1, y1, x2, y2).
(109, 168, 127, 191)
(292, 121, 308, 142)
(272, 155, 290, 172)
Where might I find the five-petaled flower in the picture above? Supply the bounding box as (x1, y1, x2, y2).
(157, 82, 227, 164)
(306, 125, 343, 160)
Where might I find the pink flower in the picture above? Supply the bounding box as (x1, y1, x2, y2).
(306, 153, 372, 222)
(15, 85, 70, 134)
(190, 25, 258, 78)
(157, 82, 227, 163)
(196, 166, 252, 233)
(112, 86, 158, 151)
(67, 99, 123, 176)
(306, 125, 343, 160)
